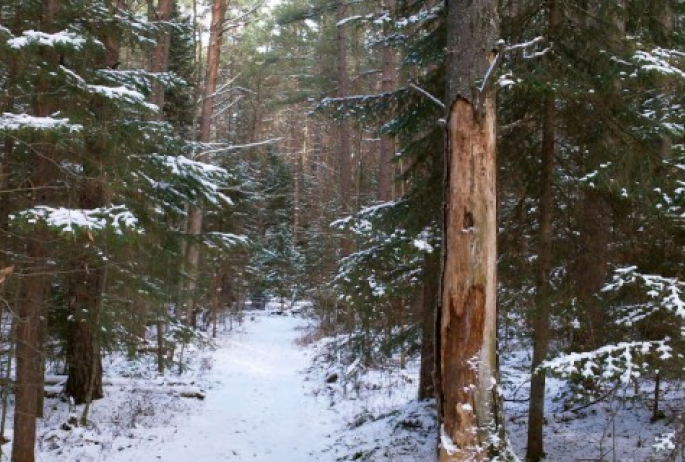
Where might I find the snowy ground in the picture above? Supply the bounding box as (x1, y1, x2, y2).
(106, 311, 341, 461)
(1, 306, 680, 461)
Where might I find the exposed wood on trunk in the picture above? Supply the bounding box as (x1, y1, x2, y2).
(439, 0, 507, 459)
(440, 96, 504, 461)
(185, 0, 227, 327)
(525, 1, 558, 459)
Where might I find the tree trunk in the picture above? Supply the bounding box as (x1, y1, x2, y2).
(439, 0, 508, 460)
(377, 0, 396, 202)
(418, 254, 438, 401)
(12, 240, 48, 462)
(185, 0, 227, 326)
(63, 7, 122, 406)
(65, 265, 104, 404)
(150, 0, 174, 118)
(12, 3, 59, 460)
(525, 1, 559, 460)
(336, 0, 352, 256)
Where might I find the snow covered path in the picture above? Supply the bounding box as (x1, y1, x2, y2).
(109, 313, 339, 461)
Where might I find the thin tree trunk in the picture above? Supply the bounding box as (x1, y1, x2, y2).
(0, 290, 17, 455)
(439, 0, 508, 459)
(185, 0, 227, 327)
(418, 254, 438, 401)
(336, 0, 352, 256)
(377, 0, 396, 202)
(525, 1, 558, 459)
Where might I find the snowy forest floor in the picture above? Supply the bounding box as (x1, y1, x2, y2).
(1, 303, 681, 461)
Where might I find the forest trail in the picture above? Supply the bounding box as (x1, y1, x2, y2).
(109, 313, 338, 461)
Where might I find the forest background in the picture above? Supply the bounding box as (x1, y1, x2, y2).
(0, 0, 684, 461)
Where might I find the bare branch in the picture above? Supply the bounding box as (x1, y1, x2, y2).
(408, 82, 445, 110)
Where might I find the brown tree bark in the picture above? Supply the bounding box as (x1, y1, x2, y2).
(150, 0, 174, 119)
(65, 265, 104, 404)
(525, 2, 559, 460)
(418, 254, 438, 401)
(12, 2, 59, 460)
(439, 0, 508, 460)
(185, 0, 227, 326)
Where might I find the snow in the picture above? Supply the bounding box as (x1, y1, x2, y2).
(7, 30, 90, 49)
(12, 205, 138, 234)
(0, 113, 82, 132)
(0, 306, 677, 461)
(103, 312, 340, 461)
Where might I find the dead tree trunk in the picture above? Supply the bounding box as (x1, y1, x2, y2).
(438, 0, 508, 460)
(184, 0, 227, 327)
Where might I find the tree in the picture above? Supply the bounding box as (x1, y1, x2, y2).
(185, 0, 227, 327)
(438, 0, 510, 459)
(525, 0, 559, 459)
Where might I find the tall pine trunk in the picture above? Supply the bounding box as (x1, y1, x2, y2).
(184, 0, 227, 326)
(438, 0, 508, 459)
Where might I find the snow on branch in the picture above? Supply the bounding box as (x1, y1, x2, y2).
(12, 205, 138, 234)
(632, 48, 685, 79)
(541, 340, 671, 385)
(206, 232, 249, 250)
(7, 30, 97, 50)
(505, 36, 549, 59)
(603, 266, 685, 321)
(0, 113, 83, 132)
(59, 66, 158, 112)
(150, 155, 233, 206)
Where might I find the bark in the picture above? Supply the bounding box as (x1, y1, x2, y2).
(12, 241, 48, 462)
(12, 3, 59, 460)
(184, 0, 227, 326)
(439, 0, 507, 460)
(150, 0, 174, 119)
(418, 254, 438, 401)
(336, 0, 352, 255)
(377, 0, 396, 202)
(64, 261, 104, 404)
(525, 1, 558, 460)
